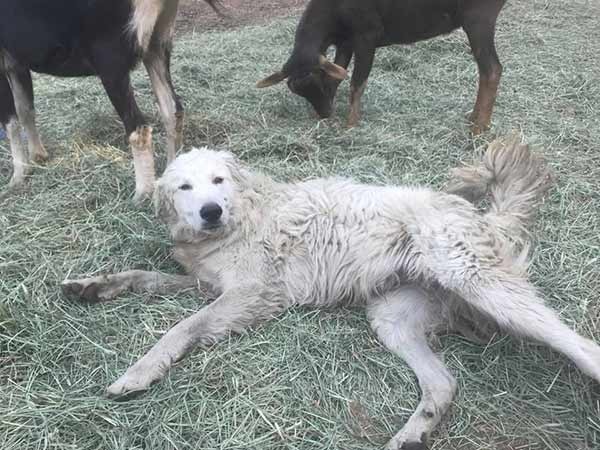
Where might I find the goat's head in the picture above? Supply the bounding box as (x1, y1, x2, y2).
(257, 55, 348, 119)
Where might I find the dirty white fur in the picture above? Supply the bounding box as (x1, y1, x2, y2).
(63, 137, 600, 450)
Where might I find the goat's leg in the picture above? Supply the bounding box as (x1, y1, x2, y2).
(61, 270, 210, 303)
(144, 43, 183, 165)
(334, 41, 354, 71)
(5, 68, 48, 165)
(106, 286, 287, 397)
(0, 73, 28, 189)
(368, 287, 456, 450)
(347, 38, 376, 127)
(323, 41, 354, 106)
(95, 67, 155, 202)
(463, 0, 505, 135)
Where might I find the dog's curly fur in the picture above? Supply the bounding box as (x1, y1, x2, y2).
(63, 136, 600, 450)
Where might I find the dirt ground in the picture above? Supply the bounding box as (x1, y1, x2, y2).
(176, 0, 308, 33)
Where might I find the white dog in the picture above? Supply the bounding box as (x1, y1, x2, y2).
(62, 137, 600, 450)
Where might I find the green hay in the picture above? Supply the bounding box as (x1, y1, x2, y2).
(1, 1, 599, 449)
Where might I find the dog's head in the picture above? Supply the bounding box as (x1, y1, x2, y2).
(154, 147, 245, 241)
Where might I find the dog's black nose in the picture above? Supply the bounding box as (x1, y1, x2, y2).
(200, 202, 223, 223)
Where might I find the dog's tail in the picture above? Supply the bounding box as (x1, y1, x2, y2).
(446, 134, 553, 245)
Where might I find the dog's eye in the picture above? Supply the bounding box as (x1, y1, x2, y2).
(213, 176, 224, 185)
(179, 183, 192, 191)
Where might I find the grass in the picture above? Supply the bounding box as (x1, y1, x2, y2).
(1, 0, 600, 449)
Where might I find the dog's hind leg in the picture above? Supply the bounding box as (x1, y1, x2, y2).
(368, 286, 456, 450)
(61, 270, 205, 302)
(452, 276, 600, 384)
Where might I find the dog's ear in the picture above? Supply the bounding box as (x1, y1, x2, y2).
(220, 150, 250, 187)
(153, 177, 175, 223)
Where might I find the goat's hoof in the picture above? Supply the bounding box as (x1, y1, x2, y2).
(32, 154, 49, 164)
(466, 113, 490, 136)
(470, 122, 489, 136)
(32, 148, 49, 163)
(132, 189, 153, 205)
(346, 118, 360, 129)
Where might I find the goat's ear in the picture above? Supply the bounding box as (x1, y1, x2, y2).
(319, 55, 347, 80)
(256, 71, 288, 88)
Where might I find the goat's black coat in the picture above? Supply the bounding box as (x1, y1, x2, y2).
(0, 0, 138, 78)
(258, 0, 506, 131)
(0, 0, 218, 140)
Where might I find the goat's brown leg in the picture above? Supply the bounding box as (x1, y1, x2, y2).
(144, 46, 183, 165)
(323, 41, 354, 106)
(463, 1, 505, 135)
(144, 4, 183, 165)
(348, 38, 376, 127)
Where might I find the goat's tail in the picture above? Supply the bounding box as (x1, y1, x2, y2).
(446, 134, 553, 245)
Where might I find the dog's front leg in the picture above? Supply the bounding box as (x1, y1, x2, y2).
(106, 286, 286, 398)
(61, 270, 211, 302)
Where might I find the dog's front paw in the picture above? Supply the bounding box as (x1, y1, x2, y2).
(386, 440, 428, 450)
(106, 366, 158, 399)
(385, 432, 428, 450)
(61, 276, 122, 302)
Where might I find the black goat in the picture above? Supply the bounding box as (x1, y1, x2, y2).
(257, 0, 506, 133)
(0, 0, 218, 200)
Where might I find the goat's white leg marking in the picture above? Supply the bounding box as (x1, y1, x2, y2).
(6, 71, 48, 163)
(368, 287, 456, 450)
(129, 125, 156, 202)
(5, 117, 29, 188)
